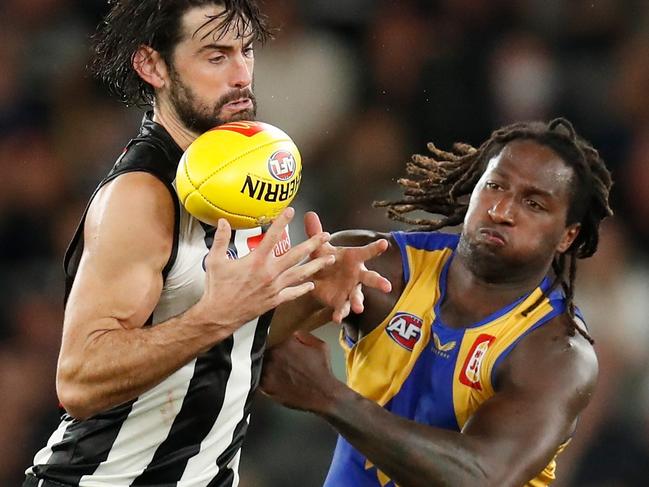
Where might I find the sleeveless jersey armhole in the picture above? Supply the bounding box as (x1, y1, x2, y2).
(489, 301, 568, 389)
(63, 169, 180, 305)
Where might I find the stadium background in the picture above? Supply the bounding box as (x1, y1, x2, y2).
(1, 0, 648, 485)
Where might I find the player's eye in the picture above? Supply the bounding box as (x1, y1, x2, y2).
(209, 54, 226, 64)
(243, 45, 254, 57)
(485, 181, 501, 190)
(526, 199, 544, 211)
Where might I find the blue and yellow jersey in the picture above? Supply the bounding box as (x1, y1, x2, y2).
(324, 231, 580, 487)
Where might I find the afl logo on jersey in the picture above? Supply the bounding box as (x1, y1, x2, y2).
(459, 334, 496, 390)
(268, 150, 296, 181)
(386, 312, 423, 351)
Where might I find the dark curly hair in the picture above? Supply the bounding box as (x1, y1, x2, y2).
(90, 0, 272, 107)
(375, 118, 613, 343)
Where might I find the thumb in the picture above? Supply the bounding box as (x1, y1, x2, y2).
(208, 218, 232, 262)
(304, 211, 324, 239)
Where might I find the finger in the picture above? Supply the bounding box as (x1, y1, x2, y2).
(360, 269, 392, 293)
(279, 244, 336, 286)
(357, 238, 389, 261)
(257, 207, 295, 255)
(304, 211, 324, 238)
(279, 236, 334, 272)
(304, 211, 338, 260)
(350, 283, 365, 314)
(206, 218, 232, 264)
(275, 281, 316, 305)
(277, 254, 335, 287)
(332, 300, 351, 324)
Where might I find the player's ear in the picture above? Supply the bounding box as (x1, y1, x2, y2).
(557, 223, 580, 254)
(132, 45, 168, 90)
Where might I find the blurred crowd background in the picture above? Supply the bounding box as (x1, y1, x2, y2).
(1, 0, 648, 485)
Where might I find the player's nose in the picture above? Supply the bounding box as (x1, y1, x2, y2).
(230, 54, 252, 89)
(487, 197, 515, 225)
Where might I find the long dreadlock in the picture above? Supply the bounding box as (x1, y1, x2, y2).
(374, 118, 613, 343)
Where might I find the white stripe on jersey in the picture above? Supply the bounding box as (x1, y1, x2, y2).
(234, 228, 253, 255)
(177, 227, 261, 487)
(78, 360, 197, 486)
(26, 417, 71, 476)
(178, 319, 257, 486)
(230, 450, 242, 487)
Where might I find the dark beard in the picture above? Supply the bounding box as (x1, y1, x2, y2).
(456, 233, 532, 283)
(168, 70, 257, 134)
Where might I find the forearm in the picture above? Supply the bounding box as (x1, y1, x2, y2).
(267, 293, 331, 347)
(57, 309, 232, 419)
(320, 386, 491, 487)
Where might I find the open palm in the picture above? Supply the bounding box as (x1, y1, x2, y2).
(304, 212, 392, 323)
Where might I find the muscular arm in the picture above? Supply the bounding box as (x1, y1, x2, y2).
(262, 316, 598, 486)
(57, 173, 191, 419)
(57, 173, 331, 419)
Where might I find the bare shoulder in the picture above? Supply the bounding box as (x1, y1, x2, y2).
(84, 171, 176, 267)
(497, 313, 598, 409)
(65, 171, 177, 331)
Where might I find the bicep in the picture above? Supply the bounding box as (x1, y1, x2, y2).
(62, 173, 175, 352)
(460, 389, 574, 486)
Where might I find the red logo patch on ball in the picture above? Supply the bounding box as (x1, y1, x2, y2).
(210, 121, 264, 137)
(268, 151, 296, 181)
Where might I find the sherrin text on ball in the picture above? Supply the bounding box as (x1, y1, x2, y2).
(176, 121, 302, 228)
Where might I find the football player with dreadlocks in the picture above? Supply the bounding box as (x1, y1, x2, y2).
(261, 118, 613, 487)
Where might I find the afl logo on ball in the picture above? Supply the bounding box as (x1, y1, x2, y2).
(268, 150, 296, 181)
(386, 312, 423, 351)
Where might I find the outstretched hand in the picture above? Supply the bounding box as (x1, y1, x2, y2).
(303, 212, 392, 323)
(193, 208, 335, 333)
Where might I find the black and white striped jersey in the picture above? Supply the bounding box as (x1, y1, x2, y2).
(25, 112, 275, 487)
